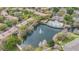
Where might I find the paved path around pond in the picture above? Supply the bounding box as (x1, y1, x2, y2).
(64, 38, 79, 51)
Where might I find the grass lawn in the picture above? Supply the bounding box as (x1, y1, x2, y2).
(57, 32, 79, 45)
(63, 32, 79, 45)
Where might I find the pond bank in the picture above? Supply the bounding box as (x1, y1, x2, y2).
(21, 24, 62, 48)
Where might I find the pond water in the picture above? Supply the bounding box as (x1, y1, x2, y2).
(21, 24, 62, 47)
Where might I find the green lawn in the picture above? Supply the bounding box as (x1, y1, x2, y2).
(56, 32, 79, 45)
(62, 32, 79, 45)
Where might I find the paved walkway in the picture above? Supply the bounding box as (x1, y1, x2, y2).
(64, 38, 79, 51)
(0, 26, 18, 40)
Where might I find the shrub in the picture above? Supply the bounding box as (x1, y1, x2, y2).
(64, 14, 73, 24)
(72, 7, 79, 10)
(23, 45, 34, 51)
(0, 23, 8, 31)
(21, 10, 33, 19)
(53, 7, 60, 13)
(47, 40, 55, 47)
(58, 10, 65, 16)
(4, 20, 13, 27)
(33, 15, 43, 20)
(67, 8, 74, 15)
(4, 35, 21, 51)
(0, 16, 4, 22)
(4, 19, 18, 27)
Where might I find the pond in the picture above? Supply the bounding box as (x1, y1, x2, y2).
(21, 24, 62, 47)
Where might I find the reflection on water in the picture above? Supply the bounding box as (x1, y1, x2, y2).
(21, 24, 62, 47)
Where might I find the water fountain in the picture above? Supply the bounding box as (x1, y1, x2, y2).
(39, 28, 43, 34)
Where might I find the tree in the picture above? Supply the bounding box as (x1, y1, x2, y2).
(33, 15, 44, 20)
(53, 7, 60, 13)
(4, 20, 13, 27)
(67, 8, 74, 15)
(21, 10, 33, 19)
(64, 14, 73, 25)
(58, 10, 65, 16)
(0, 23, 8, 31)
(4, 35, 21, 51)
(4, 19, 18, 27)
(52, 7, 60, 16)
(0, 16, 4, 22)
(17, 25, 27, 39)
(47, 40, 55, 47)
(72, 7, 79, 10)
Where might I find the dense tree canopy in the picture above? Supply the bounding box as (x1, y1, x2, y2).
(64, 14, 74, 24)
(53, 7, 60, 13)
(0, 16, 4, 22)
(67, 8, 74, 15)
(4, 35, 21, 51)
(0, 23, 8, 31)
(47, 40, 55, 47)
